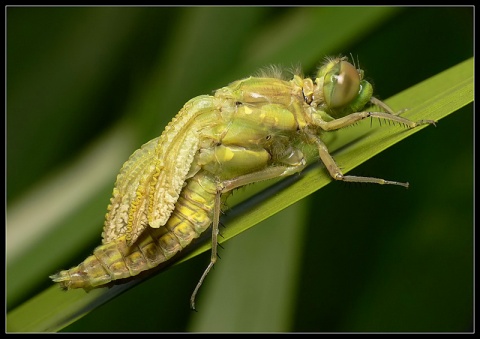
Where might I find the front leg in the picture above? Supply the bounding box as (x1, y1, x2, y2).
(310, 108, 436, 131)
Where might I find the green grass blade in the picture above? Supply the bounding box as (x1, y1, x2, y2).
(7, 57, 472, 333)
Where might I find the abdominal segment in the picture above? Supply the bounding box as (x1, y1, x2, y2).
(50, 172, 217, 290)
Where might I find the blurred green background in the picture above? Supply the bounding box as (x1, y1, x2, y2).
(7, 7, 473, 332)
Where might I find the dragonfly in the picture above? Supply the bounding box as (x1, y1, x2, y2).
(50, 56, 436, 310)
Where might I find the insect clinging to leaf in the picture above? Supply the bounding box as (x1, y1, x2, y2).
(50, 56, 436, 310)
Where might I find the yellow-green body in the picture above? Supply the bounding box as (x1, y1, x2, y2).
(51, 57, 435, 306)
(50, 76, 309, 289)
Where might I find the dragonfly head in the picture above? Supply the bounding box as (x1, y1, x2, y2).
(315, 57, 373, 117)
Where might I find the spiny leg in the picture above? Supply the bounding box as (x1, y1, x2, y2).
(306, 131, 410, 188)
(311, 91, 436, 131)
(311, 109, 436, 132)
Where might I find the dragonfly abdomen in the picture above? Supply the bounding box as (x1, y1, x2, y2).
(50, 172, 217, 290)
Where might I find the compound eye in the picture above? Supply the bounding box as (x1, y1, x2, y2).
(325, 61, 361, 108)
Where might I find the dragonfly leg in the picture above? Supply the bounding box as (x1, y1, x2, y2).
(190, 189, 222, 311)
(189, 148, 307, 310)
(306, 131, 410, 188)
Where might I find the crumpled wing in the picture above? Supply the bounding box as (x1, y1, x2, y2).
(102, 95, 220, 245)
